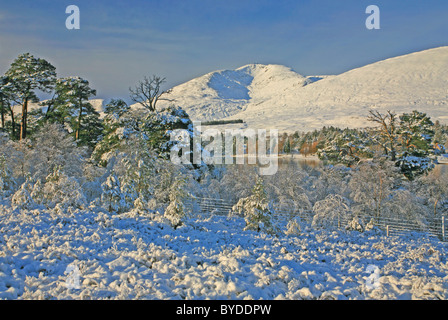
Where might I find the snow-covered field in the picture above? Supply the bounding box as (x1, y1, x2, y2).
(1, 201, 447, 300)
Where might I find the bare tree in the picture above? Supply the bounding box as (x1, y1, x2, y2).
(129, 75, 173, 112)
(367, 110, 397, 161)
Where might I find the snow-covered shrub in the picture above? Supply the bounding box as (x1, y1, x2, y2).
(81, 160, 107, 204)
(11, 184, 34, 210)
(27, 123, 87, 181)
(349, 158, 399, 219)
(417, 168, 448, 217)
(40, 166, 87, 210)
(364, 218, 376, 231)
(345, 216, 365, 232)
(164, 177, 189, 228)
(312, 194, 351, 229)
(383, 189, 430, 227)
(101, 174, 126, 213)
(285, 217, 302, 236)
(0, 155, 15, 199)
(309, 165, 351, 203)
(110, 137, 159, 211)
(11, 178, 35, 210)
(232, 177, 278, 235)
(0, 133, 25, 188)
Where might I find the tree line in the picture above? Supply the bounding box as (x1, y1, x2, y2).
(280, 112, 447, 180)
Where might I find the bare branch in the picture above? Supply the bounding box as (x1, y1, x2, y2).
(129, 75, 174, 112)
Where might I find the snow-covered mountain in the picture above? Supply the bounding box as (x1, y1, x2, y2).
(156, 46, 448, 132)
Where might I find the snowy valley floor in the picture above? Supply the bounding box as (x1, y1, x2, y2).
(1, 203, 447, 300)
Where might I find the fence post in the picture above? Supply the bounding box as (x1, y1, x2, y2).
(442, 216, 445, 242)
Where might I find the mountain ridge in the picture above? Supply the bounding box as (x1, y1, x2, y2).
(156, 46, 448, 132)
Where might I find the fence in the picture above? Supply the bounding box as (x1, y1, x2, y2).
(185, 196, 448, 242)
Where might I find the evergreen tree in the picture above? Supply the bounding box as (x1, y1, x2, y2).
(142, 105, 193, 159)
(317, 128, 372, 166)
(92, 99, 134, 165)
(50, 76, 102, 147)
(282, 135, 291, 153)
(5, 53, 56, 140)
(233, 177, 278, 235)
(396, 110, 435, 180)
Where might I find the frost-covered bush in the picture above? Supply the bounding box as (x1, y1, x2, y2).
(101, 134, 195, 215)
(417, 168, 448, 217)
(345, 216, 365, 232)
(38, 166, 87, 210)
(349, 158, 400, 219)
(233, 177, 278, 235)
(0, 155, 15, 199)
(101, 174, 126, 213)
(285, 217, 302, 236)
(27, 124, 87, 181)
(383, 189, 430, 227)
(222, 166, 260, 202)
(164, 177, 189, 228)
(307, 165, 351, 204)
(312, 194, 351, 229)
(11, 179, 35, 210)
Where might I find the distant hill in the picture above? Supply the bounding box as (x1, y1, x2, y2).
(153, 46, 448, 132)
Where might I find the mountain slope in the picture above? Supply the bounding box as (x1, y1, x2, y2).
(158, 46, 448, 132)
(157, 64, 308, 122)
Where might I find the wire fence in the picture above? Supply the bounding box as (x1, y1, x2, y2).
(185, 196, 448, 242)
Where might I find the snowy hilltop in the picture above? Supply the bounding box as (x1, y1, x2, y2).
(155, 46, 448, 132)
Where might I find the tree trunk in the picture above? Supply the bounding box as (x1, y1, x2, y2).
(20, 98, 28, 140)
(0, 99, 5, 129)
(75, 100, 82, 141)
(8, 104, 15, 138)
(434, 199, 438, 217)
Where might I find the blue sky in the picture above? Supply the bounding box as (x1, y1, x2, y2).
(0, 0, 447, 100)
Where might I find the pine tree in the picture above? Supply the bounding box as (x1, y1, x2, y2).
(396, 110, 435, 180)
(92, 99, 133, 165)
(232, 177, 278, 235)
(113, 135, 159, 211)
(142, 105, 193, 160)
(5, 53, 56, 140)
(317, 128, 372, 166)
(49, 76, 101, 147)
(283, 135, 291, 154)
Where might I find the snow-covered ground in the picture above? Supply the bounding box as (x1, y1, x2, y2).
(1, 201, 447, 300)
